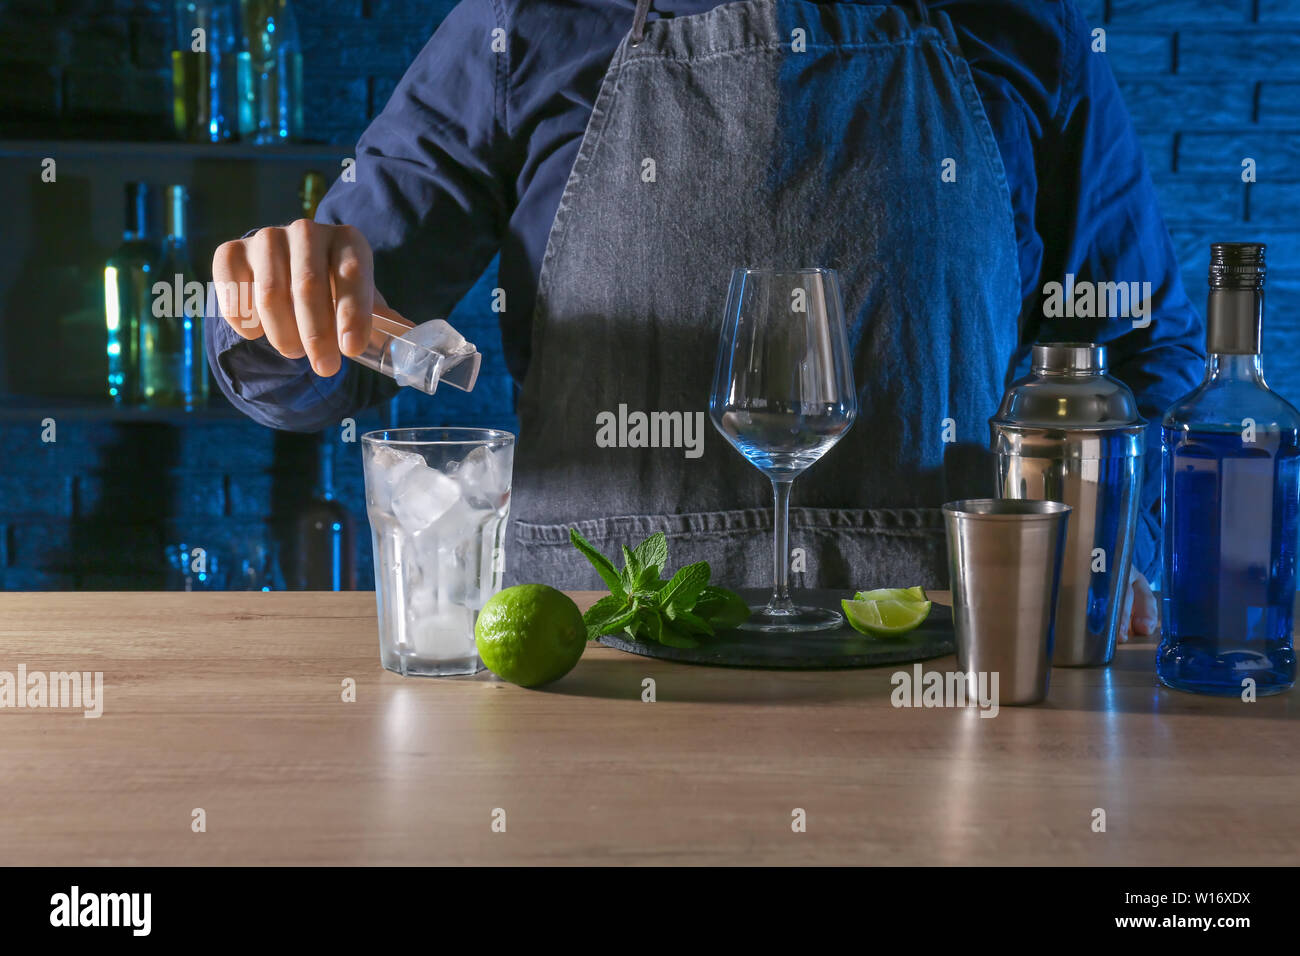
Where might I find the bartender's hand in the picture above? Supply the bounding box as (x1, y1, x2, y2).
(213, 220, 410, 377)
(1118, 567, 1158, 642)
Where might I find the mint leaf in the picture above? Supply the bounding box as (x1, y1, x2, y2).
(660, 561, 710, 612)
(570, 528, 623, 596)
(583, 594, 629, 641)
(584, 594, 626, 622)
(665, 604, 714, 636)
(573, 531, 741, 645)
(631, 562, 662, 594)
(620, 545, 642, 591)
(695, 585, 751, 630)
(600, 604, 640, 638)
(631, 532, 668, 577)
(696, 585, 733, 605)
(657, 623, 700, 649)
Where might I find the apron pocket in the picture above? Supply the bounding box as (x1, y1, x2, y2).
(508, 507, 948, 591)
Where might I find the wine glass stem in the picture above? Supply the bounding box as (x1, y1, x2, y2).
(768, 477, 795, 613)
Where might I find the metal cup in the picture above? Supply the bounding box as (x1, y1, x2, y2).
(942, 499, 1071, 706)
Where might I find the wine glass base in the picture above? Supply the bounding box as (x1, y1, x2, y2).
(740, 604, 844, 633)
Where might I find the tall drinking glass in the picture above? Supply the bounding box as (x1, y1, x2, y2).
(710, 268, 858, 632)
(362, 428, 514, 676)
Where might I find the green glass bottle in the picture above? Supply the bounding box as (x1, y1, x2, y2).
(140, 185, 209, 410)
(172, 0, 238, 143)
(239, 0, 304, 144)
(104, 182, 157, 405)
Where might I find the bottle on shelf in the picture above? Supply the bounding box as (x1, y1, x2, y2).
(300, 170, 327, 220)
(172, 0, 239, 143)
(238, 0, 304, 144)
(104, 182, 158, 405)
(294, 437, 357, 590)
(139, 185, 209, 410)
(1159, 242, 1300, 696)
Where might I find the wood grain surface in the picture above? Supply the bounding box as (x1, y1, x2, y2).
(0, 591, 1295, 866)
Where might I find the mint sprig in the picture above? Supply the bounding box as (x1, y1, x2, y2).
(569, 528, 749, 647)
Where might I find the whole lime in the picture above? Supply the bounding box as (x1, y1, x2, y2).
(475, 584, 587, 687)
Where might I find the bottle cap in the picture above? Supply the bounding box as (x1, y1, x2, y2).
(1031, 342, 1106, 376)
(1209, 242, 1265, 291)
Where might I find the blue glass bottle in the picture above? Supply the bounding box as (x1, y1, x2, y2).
(1159, 243, 1299, 696)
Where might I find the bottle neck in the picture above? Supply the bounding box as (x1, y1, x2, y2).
(1206, 288, 1262, 355)
(124, 186, 150, 241)
(164, 188, 188, 251)
(1205, 285, 1265, 384)
(317, 441, 335, 499)
(1207, 352, 1264, 384)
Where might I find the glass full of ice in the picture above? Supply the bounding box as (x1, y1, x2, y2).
(361, 427, 515, 677)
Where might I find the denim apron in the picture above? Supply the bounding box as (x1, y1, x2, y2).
(506, 0, 1021, 590)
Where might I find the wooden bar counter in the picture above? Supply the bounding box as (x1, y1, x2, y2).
(0, 591, 1295, 866)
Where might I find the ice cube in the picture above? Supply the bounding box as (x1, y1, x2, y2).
(406, 604, 476, 660)
(403, 581, 438, 633)
(403, 318, 475, 356)
(434, 541, 470, 607)
(457, 444, 513, 511)
(436, 501, 487, 548)
(366, 444, 425, 511)
(391, 462, 461, 534)
(391, 320, 476, 391)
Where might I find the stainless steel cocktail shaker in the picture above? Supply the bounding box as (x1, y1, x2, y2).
(989, 343, 1146, 667)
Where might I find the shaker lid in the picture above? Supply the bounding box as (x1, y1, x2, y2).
(990, 342, 1146, 431)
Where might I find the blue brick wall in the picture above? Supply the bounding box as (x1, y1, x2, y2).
(0, 414, 401, 590)
(1088, 0, 1300, 399)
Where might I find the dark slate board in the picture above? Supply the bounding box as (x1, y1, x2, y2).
(597, 588, 955, 670)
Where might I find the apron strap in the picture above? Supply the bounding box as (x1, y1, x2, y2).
(910, 0, 931, 25)
(631, 0, 653, 45)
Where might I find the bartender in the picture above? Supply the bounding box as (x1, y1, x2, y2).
(206, 0, 1200, 640)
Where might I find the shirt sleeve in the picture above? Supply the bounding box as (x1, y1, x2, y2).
(1026, 1, 1206, 581)
(204, 0, 510, 433)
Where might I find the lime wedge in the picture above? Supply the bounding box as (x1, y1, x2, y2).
(853, 586, 928, 603)
(841, 598, 932, 638)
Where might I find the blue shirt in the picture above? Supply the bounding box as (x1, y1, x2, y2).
(205, 0, 1207, 577)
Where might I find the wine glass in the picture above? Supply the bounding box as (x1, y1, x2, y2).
(710, 267, 858, 632)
